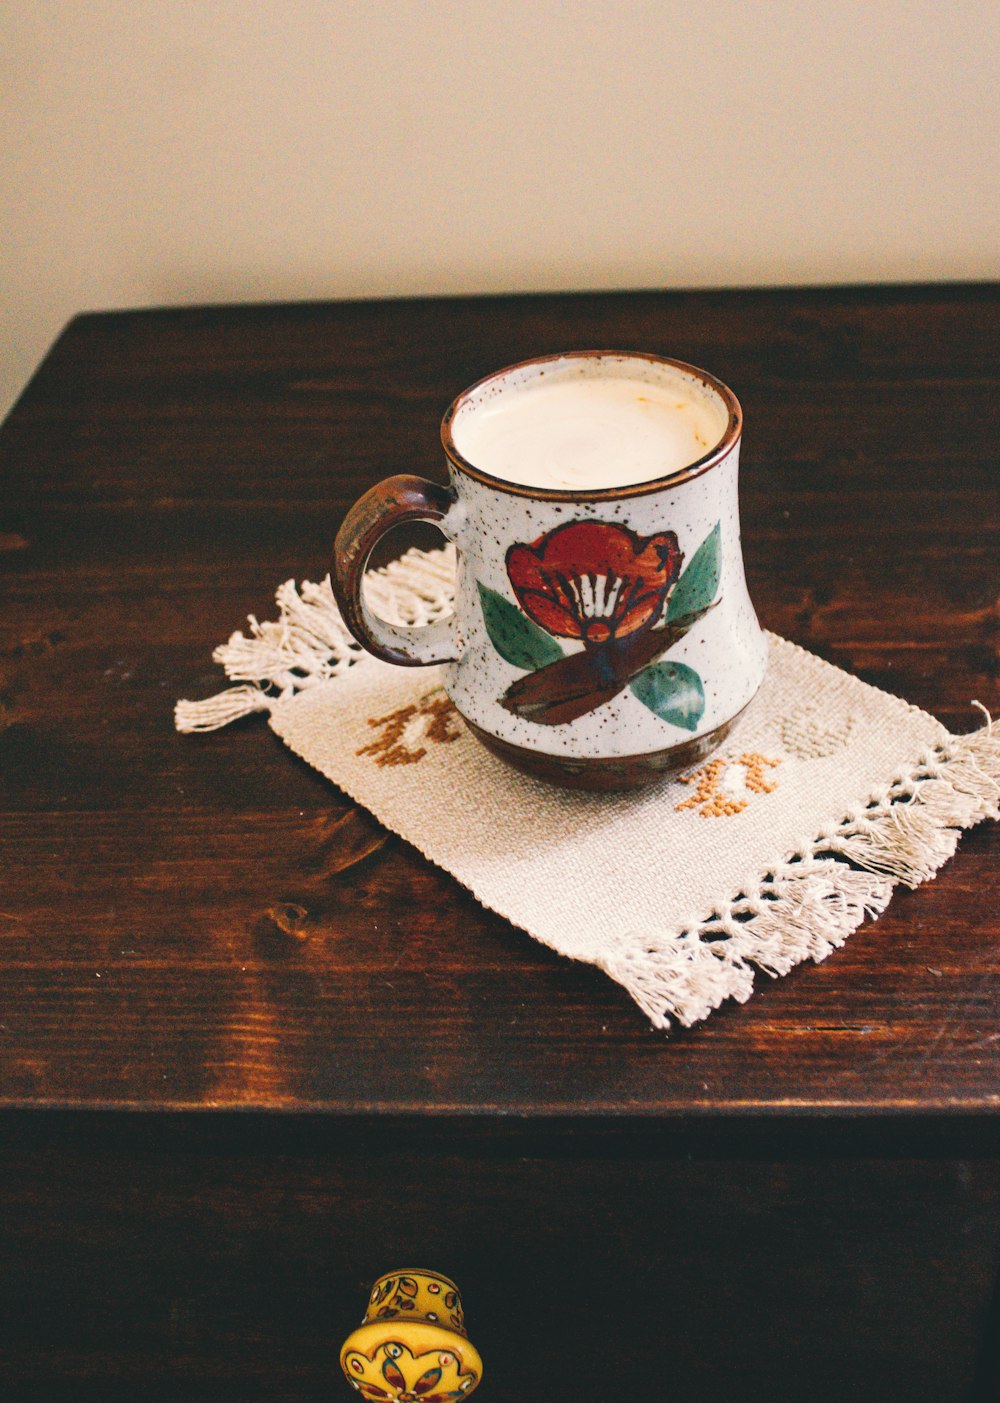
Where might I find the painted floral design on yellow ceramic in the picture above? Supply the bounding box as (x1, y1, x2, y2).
(340, 1270, 482, 1401)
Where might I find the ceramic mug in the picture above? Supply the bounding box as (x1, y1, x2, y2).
(332, 351, 767, 790)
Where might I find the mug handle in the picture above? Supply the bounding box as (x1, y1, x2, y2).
(332, 475, 460, 666)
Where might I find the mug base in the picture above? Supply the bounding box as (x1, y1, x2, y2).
(461, 704, 751, 793)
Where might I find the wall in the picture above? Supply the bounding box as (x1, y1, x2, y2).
(2, 0, 997, 415)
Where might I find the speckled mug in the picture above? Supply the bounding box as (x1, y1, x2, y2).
(332, 351, 767, 791)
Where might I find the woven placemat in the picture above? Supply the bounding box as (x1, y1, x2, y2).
(177, 547, 999, 1029)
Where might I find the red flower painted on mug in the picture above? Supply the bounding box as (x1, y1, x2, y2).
(505, 520, 683, 647)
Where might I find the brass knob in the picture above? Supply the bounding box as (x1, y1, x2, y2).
(340, 1269, 483, 1401)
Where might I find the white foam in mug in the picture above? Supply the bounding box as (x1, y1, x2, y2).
(452, 356, 729, 491)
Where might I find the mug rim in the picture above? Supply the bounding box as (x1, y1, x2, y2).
(440, 350, 742, 501)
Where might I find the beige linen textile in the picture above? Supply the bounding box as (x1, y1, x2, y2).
(177, 547, 1000, 1029)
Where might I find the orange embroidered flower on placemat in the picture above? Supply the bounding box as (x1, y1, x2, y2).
(357, 689, 462, 767)
(677, 751, 781, 818)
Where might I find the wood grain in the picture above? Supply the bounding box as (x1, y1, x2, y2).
(0, 287, 997, 1399)
(0, 1114, 997, 1403)
(1, 286, 996, 1120)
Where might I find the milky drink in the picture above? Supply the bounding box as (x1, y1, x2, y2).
(451, 359, 729, 491)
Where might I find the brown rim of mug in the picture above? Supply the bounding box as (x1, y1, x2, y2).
(440, 350, 743, 502)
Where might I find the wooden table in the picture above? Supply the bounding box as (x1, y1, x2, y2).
(1, 286, 997, 1402)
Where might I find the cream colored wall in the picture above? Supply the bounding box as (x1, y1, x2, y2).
(3, 0, 998, 415)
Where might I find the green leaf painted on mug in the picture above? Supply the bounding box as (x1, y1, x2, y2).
(667, 521, 721, 622)
(477, 583, 564, 671)
(630, 660, 706, 732)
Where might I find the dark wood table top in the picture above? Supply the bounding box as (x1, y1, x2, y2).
(1, 284, 997, 1135)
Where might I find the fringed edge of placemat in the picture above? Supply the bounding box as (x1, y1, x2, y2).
(596, 712, 999, 1026)
(174, 546, 457, 732)
(175, 546, 1000, 1031)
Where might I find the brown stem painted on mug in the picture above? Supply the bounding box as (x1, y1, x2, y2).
(499, 602, 717, 726)
(332, 475, 456, 666)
